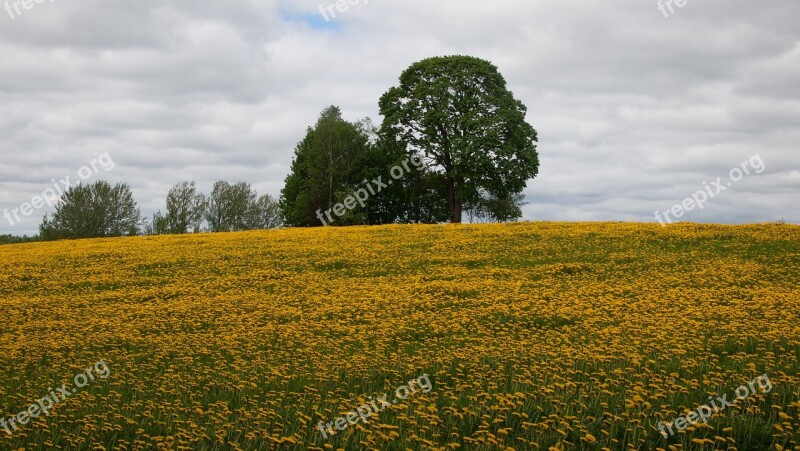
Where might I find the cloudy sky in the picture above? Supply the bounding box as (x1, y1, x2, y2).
(1, 0, 798, 234)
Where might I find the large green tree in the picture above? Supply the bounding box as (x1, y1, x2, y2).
(379, 55, 539, 223)
(39, 181, 141, 240)
(280, 106, 370, 227)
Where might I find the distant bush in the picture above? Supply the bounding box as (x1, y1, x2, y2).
(0, 234, 39, 245)
(39, 181, 141, 240)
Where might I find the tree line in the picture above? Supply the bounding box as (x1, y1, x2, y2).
(4, 55, 540, 243)
(34, 180, 281, 241)
(281, 55, 539, 226)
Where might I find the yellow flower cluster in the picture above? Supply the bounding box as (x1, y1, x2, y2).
(0, 222, 798, 450)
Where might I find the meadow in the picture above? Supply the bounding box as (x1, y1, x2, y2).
(0, 222, 798, 450)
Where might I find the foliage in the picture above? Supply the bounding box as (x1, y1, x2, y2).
(379, 55, 539, 223)
(39, 180, 140, 240)
(204, 181, 280, 232)
(280, 106, 371, 227)
(251, 194, 282, 230)
(465, 191, 527, 223)
(0, 234, 39, 245)
(165, 181, 206, 234)
(144, 210, 170, 235)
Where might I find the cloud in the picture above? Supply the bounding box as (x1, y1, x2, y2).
(1, 0, 798, 234)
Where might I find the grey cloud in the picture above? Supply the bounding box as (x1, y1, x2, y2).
(0, 0, 798, 235)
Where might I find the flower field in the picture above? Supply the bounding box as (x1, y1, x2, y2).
(1, 222, 799, 450)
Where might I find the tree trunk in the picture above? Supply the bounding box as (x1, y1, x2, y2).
(454, 190, 462, 224)
(447, 177, 462, 224)
(327, 144, 334, 209)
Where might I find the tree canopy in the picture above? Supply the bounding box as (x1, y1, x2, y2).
(280, 106, 371, 227)
(39, 181, 141, 240)
(165, 181, 206, 234)
(205, 181, 280, 232)
(379, 55, 539, 223)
